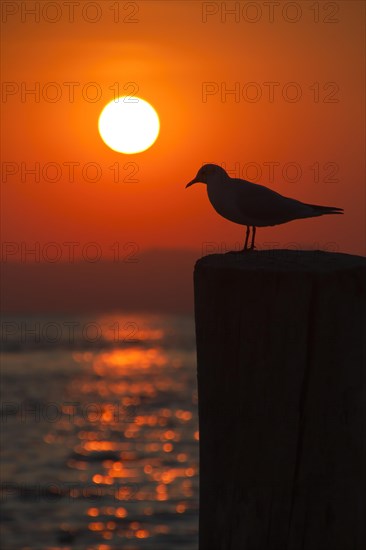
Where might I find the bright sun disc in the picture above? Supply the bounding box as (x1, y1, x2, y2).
(98, 97, 160, 154)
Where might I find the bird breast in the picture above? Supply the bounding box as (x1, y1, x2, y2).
(206, 181, 245, 225)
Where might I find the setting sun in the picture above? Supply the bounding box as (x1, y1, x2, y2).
(98, 96, 160, 154)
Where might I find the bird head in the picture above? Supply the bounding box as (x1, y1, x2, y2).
(185, 164, 228, 188)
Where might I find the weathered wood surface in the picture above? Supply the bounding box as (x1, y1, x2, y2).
(194, 250, 366, 550)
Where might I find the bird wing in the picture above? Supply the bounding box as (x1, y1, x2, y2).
(229, 178, 312, 226)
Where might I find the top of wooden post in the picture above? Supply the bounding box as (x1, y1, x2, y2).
(195, 250, 366, 274)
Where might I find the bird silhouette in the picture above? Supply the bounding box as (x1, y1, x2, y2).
(186, 164, 343, 251)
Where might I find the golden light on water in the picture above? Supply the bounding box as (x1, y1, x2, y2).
(90, 348, 169, 379)
(36, 314, 198, 546)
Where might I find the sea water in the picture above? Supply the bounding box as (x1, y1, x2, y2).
(1, 313, 198, 550)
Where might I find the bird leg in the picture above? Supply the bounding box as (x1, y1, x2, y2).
(243, 226, 250, 251)
(250, 226, 256, 250)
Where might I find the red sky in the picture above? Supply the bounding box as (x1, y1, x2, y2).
(1, 0, 365, 262)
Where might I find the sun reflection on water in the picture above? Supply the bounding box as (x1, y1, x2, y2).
(43, 314, 198, 548)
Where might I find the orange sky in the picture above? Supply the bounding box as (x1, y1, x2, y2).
(1, 0, 365, 259)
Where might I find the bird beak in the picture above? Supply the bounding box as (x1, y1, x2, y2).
(185, 177, 198, 188)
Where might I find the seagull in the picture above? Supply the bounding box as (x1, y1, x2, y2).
(186, 164, 343, 251)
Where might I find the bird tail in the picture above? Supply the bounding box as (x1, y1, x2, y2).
(305, 203, 344, 215)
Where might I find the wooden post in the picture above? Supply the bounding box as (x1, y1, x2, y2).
(194, 250, 366, 550)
